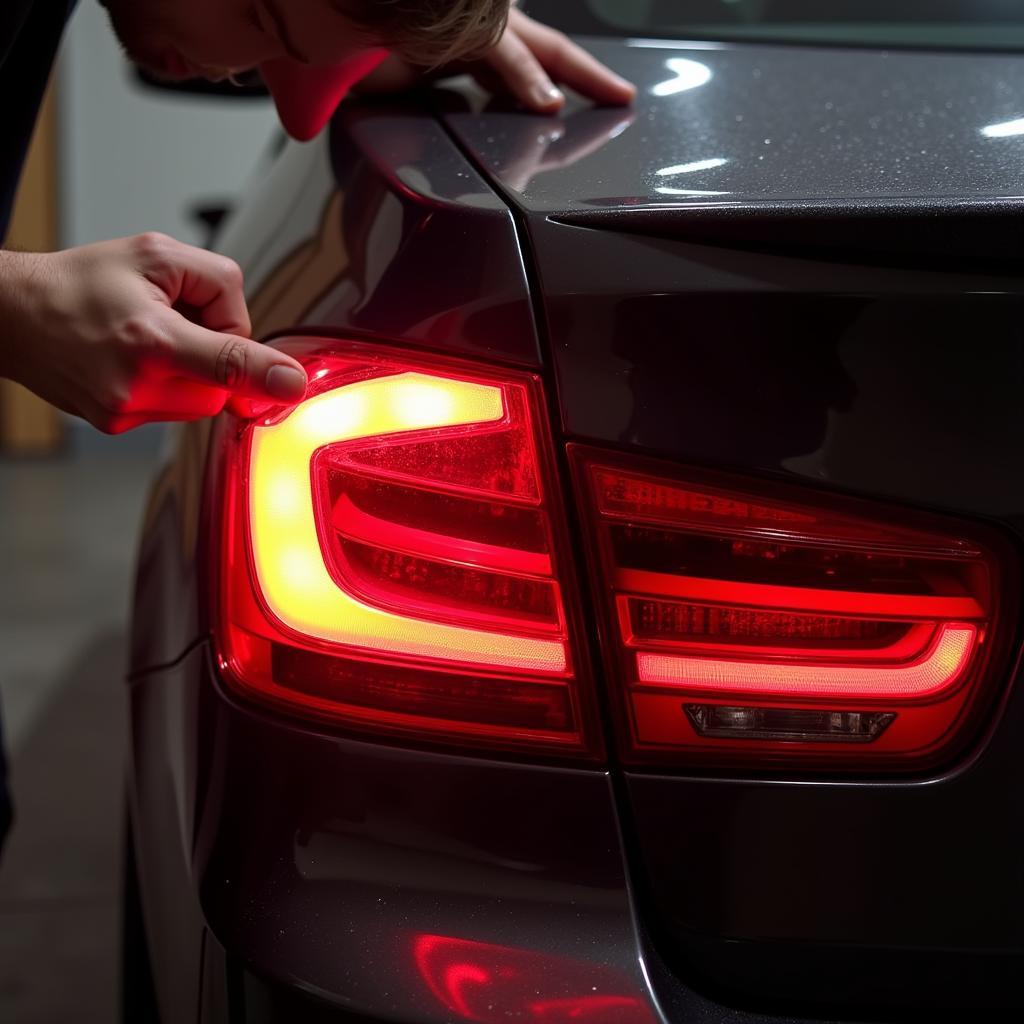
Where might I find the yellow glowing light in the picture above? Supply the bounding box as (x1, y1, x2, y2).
(249, 372, 568, 674)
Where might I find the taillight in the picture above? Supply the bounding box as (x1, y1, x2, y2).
(572, 448, 1015, 771)
(216, 340, 597, 757)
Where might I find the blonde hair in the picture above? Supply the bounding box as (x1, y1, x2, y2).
(344, 0, 511, 68)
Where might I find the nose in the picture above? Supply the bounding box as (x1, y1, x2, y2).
(259, 50, 389, 140)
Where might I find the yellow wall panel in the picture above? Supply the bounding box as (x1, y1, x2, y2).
(1, 80, 64, 454)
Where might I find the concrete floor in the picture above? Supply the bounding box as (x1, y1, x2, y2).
(0, 444, 159, 1023)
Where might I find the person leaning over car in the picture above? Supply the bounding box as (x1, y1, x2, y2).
(0, 0, 635, 850)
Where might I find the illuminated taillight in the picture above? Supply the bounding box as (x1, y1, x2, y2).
(216, 340, 597, 757)
(572, 448, 1015, 770)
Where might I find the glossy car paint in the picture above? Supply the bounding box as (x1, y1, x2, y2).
(127, 33, 1024, 1024)
(446, 39, 1024, 210)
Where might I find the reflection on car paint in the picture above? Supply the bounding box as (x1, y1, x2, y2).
(479, 108, 636, 197)
(655, 157, 729, 176)
(981, 116, 1024, 138)
(651, 57, 713, 97)
(413, 934, 658, 1024)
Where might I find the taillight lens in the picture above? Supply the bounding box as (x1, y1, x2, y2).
(572, 448, 1015, 771)
(215, 340, 597, 757)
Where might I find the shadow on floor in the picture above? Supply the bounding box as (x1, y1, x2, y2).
(0, 629, 127, 1024)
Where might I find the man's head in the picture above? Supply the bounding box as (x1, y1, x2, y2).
(100, 0, 510, 82)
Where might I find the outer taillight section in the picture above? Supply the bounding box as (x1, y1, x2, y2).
(572, 448, 1014, 771)
(215, 340, 597, 757)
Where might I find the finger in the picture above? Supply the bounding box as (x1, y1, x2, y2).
(484, 29, 566, 113)
(135, 233, 252, 337)
(514, 14, 636, 106)
(165, 316, 308, 402)
(173, 247, 251, 338)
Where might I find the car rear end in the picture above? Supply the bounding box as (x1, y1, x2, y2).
(129, 5, 1024, 1022)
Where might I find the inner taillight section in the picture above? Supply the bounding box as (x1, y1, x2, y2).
(216, 340, 596, 756)
(572, 448, 1013, 770)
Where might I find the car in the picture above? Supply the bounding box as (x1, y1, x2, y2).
(123, 2, 1024, 1021)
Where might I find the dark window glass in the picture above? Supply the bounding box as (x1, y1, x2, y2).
(524, 1, 1024, 51)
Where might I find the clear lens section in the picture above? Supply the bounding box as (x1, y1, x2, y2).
(628, 599, 911, 648)
(335, 538, 561, 630)
(593, 467, 979, 556)
(611, 524, 972, 593)
(325, 472, 549, 554)
(685, 705, 896, 744)
(273, 647, 575, 734)
(344, 388, 541, 500)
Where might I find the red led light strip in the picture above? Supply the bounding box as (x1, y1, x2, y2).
(637, 622, 976, 699)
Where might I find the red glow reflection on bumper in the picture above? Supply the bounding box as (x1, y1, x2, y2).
(530, 995, 654, 1021)
(412, 934, 656, 1023)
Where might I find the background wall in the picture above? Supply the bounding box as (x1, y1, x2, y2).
(61, 0, 279, 248)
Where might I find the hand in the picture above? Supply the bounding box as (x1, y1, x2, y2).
(0, 234, 307, 434)
(358, 7, 636, 113)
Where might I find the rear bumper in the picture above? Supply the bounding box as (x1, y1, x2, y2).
(132, 645, 679, 1023)
(132, 642, 1024, 1024)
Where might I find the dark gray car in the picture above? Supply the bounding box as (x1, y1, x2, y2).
(124, 3, 1024, 1021)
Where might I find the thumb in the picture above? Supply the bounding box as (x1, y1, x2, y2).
(170, 319, 307, 402)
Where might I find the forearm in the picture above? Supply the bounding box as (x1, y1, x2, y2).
(0, 249, 48, 383)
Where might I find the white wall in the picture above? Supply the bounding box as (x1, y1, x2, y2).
(60, 0, 279, 248)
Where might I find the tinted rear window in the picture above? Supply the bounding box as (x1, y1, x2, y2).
(523, 1, 1024, 51)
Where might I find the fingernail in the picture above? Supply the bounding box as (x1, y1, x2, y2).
(531, 83, 564, 108)
(265, 365, 307, 401)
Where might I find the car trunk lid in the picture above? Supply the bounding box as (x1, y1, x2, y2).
(441, 36, 1024, 218)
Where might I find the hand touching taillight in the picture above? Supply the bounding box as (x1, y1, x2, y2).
(572, 449, 1016, 771)
(215, 340, 597, 757)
